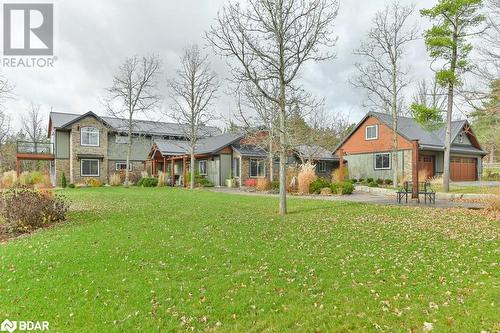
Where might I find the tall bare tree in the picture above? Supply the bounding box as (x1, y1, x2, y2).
(167, 45, 218, 189)
(105, 55, 162, 186)
(352, 2, 418, 186)
(21, 103, 46, 143)
(412, 78, 447, 111)
(207, 0, 338, 215)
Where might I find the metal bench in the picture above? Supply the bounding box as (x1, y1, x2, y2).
(396, 181, 435, 204)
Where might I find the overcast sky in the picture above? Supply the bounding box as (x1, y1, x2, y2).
(2, 0, 440, 132)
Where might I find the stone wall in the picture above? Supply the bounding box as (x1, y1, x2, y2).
(55, 159, 70, 186)
(69, 116, 109, 184)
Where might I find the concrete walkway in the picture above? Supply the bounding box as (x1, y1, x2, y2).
(208, 187, 485, 209)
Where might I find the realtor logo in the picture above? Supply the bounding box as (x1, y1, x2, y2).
(0, 319, 17, 333)
(3, 3, 53, 56)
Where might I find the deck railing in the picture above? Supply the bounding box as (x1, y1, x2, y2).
(16, 141, 53, 155)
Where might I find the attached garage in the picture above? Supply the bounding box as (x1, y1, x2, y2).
(450, 156, 477, 181)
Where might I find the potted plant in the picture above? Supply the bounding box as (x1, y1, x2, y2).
(225, 178, 236, 188)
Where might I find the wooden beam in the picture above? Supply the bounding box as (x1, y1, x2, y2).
(183, 157, 187, 187)
(16, 158, 21, 176)
(338, 149, 344, 181)
(412, 140, 419, 199)
(171, 158, 175, 186)
(16, 153, 55, 161)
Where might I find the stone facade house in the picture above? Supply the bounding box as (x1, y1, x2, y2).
(47, 111, 219, 186)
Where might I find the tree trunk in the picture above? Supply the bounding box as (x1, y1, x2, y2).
(190, 151, 195, 189)
(391, 66, 399, 186)
(268, 140, 274, 182)
(125, 116, 132, 187)
(443, 24, 458, 193)
(278, 87, 287, 216)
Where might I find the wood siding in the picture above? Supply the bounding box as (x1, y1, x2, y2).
(340, 116, 413, 154)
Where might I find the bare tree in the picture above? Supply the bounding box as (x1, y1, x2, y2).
(105, 55, 162, 186)
(412, 78, 447, 112)
(167, 45, 218, 189)
(21, 103, 46, 143)
(0, 110, 10, 147)
(207, 0, 338, 215)
(352, 2, 418, 186)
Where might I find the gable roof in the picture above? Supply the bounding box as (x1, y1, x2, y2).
(154, 133, 244, 156)
(294, 144, 338, 161)
(231, 143, 268, 157)
(49, 111, 221, 137)
(335, 111, 486, 155)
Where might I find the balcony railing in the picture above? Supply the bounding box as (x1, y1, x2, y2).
(16, 141, 53, 155)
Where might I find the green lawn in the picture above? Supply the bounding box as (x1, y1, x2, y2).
(432, 185, 500, 194)
(1, 188, 498, 332)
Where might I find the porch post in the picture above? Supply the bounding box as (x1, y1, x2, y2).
(171, 158, 175, 186)
(152, 159, 156, 176)
(163, 157, 167, 173)
(412, 140, 419, 199)
(16, 158, 21, 176)
(183, 157, 187, 187)
(338, 149, 344, 181)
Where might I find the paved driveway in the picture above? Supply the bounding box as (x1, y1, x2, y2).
(451, 181, 500, 187)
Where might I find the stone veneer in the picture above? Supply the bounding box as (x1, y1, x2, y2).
(55, 159, 70, 186)
(69, 116, 109, 184)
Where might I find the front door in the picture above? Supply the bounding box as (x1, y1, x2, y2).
(418, 155, 434, 180)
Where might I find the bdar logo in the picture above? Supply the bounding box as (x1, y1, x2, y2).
(0, 319, 17, 333)
(3, 3, 53, 56)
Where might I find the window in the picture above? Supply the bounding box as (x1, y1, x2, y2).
(374, 153, 391, 170)
(199, 160, 207, 175)
(115, 162, 132, 171)
(115, 135, 129, 144)
(81, 127, 99, 146)
(458, 132, 465, 143)
(318, 161, 327, 173)
(250, 159, 266, 177)
(232, 157, 240, 177)
(365, 125, 378, 140)
(81, 159, 99, 176)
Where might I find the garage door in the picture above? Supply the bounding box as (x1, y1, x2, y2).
(450, 157, 476, 181)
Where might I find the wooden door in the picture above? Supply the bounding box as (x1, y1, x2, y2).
(450, 157, 476, 181)
(418, 155, 434, 180)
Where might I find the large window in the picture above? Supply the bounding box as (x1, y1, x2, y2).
(81, 127, 99, 146)
(365, 125, 378, 140)
(81, 159, 100, 176)
(374, 153, 391, 170)
(115, 162, 132, 171)
(199, 160, 207, 175)
(318, 161, 327, 173)
(250, 159, 266, 178)
(232, 157, 240, 177)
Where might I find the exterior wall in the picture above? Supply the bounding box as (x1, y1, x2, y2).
(345, 150, 412, 181)
(107, 160, 145, 175)
(55, 130, 70, 159)
(207, 157, 220, 186)
(54, 159, 70, 186)
(341, 116, 413, 154)
(108, 133, 153, 160)
(69, 116, 109, 184)
(315, 160, 338, 179)
(219, 154, 232, 185)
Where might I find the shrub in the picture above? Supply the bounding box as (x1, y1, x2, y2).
(358, 178, 365, 183)
(320, 187, 332, 196)
(270, 180, 280, 191)
(1, 171, 18, 188)
(368, 181, 378, 187)
(68, 183, 75, 188)
(376, 178, 383, 185)
(309, 177, 331, 194)
(298, 162, 317, 194)
(331, 166, 349, 182)
(61, 172, 67, 188)
(187, 171, 213, 187)
(256, 178, 271, 191)
(0, 187, 68, 234)
(85, 178, 102, 187)
(286, 167, 299, 193)
(18, 172, 31, 186)
(330, 181, 354, 195)
(138, 177, 158, 187)
(384, 178, 393, 185)
(350, 178, 357, 184)
(110, 173, 122, 186)
(367, 178, 374, 183)
(30, 171, 46, 185)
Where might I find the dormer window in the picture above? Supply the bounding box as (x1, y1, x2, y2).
(365, 125, 378, 140)
(81, 127, 99, 146)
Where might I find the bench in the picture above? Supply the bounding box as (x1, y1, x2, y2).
(396, 181, 435, 204)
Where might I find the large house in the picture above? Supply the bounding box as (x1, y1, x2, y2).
(334, 112, 487, 182)
(46, 111, 220, 186)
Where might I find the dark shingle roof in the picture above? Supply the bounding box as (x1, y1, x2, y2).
(231, 143, 268, 157)
(49, 111, 221, 137)
(294, 144, 337, 161)
(335, 111, 486, 155)
(155, 133, 243, 156)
